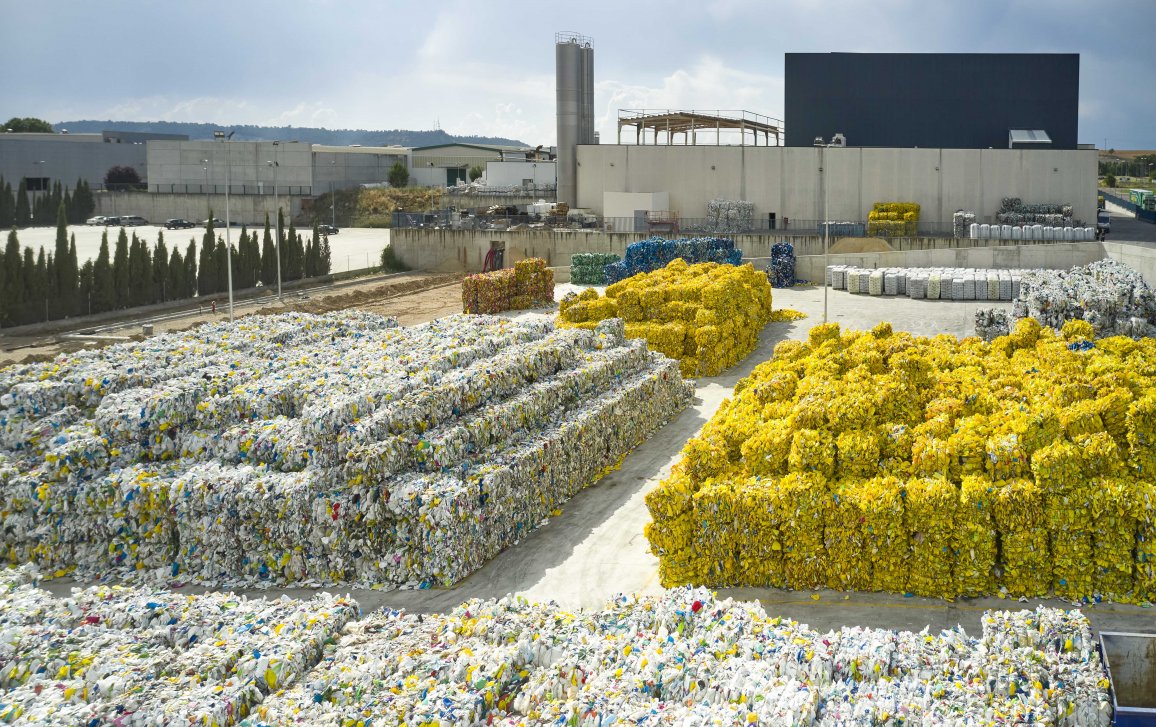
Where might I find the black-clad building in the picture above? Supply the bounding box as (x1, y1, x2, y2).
(785, 53, 1079, 150)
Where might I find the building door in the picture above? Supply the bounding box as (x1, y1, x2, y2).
(446, 168, 467, 186)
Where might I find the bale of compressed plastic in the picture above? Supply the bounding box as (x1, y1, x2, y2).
(559, 259, 773, 378)
(775, 472, 828, 589)
(824, 479, 872, 591)
(955, 476, 998, 597)
(570, 252, 620, 285)
(905, 476, 957, 598)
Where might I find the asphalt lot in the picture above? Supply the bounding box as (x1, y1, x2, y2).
(36, 284, 1156, 637)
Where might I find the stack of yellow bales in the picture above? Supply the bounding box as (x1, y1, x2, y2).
(462, 258, 555, 313)
(558, 259, 773, 377)
(645, 317, 1156, 602)
(867, 202, 920, 237)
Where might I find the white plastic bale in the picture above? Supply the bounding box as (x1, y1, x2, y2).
(0, 313, 695, 588)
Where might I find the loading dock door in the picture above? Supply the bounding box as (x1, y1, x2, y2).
(446, 168, 467, 186)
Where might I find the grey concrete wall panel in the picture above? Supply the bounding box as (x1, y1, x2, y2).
(784, 53, 1080, 150)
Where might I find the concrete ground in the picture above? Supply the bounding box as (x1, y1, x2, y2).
(37, 283, 1156, 637)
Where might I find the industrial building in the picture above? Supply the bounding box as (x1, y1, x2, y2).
(566, 48, 1095, 232)
(0, 130, 187, 191)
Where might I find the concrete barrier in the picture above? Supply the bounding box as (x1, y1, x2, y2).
(390, 228, 1080, 274)
(793, 243, 1106, 284)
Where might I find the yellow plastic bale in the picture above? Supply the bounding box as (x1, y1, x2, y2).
(645, 468, 696, 521)
(1029, 440, 1085, 493)
(1060, 400, 1105, 439)
(644, 518, 694, 556)
(775, 472, 829, 589)
(1075, 432, 1125, 477)
(736, 478, 786, 588)
(692, 481, 740, 586)
(1090, 478, 1138, 599)
(905, 476, 957, 598)
(992, 478, 1045, 532)
(1046, 488, 1094, 599)
(911, 436, 953, 478)
(789, 428, 836, 478)
(1133, 482, 1156, 601)
(848, 476, 908, 593)
(824, 479, 872, 591)
(1061, 318, 1096, 341)
(1127, 394, 1156, 460)
(1001, 529, 1052, 598)
(835, 429, 881, 478)
(657, 546, 706, 588)
(948, 416, 991, 478)
(741, 420, 793, 477)
(956, 475, 998, 597)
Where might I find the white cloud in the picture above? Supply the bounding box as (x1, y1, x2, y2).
(596, 56, 784, 143)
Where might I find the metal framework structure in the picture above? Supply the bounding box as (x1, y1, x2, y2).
(617, 109, 783, 146)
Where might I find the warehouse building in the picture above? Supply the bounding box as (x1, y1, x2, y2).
(573, 51, 1096, 231)
(0, 129, 186, 190)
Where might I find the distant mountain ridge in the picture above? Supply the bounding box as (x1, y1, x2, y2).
(53, 120, 528, 148)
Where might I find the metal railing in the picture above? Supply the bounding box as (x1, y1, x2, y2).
(390, 211, 973, 238)
(145, 184, 314, 195)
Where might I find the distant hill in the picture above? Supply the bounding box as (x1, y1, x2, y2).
(53, 120, 529, 148)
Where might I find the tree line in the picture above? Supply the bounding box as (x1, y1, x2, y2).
(0, 177, 97, 228)
(1, 205, 332, 327)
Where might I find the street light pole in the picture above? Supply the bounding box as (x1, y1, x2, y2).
(214, 131, 235, 321)
(201, 159, 210, 216)
(268, 146, 282, 301)
(814, 137, 829, 323)
(330, 159, 337, 228)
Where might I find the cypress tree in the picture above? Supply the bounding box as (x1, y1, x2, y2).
(73, 179, 95, 223)
(0, 179, 13, 229)
(153, 235, 169, 303)
(2, 230, 22, 325)
(34, 248, 49, 321)
(78, 260, 95, 316)
(45, 251, 58, 320)
(54, 202, 77, 315)
(185, 240, 198, 299)
(19, 248, 36, 324)
(15, 180, 29, 227)
(198, 222, 217, 296)
(168, 246, 184, 303)
(68, 235, 79, 317)
(213, 238, 228, 295)
(260, 213, 276, 286)
(320, 234, 331, 275)
(113, 227, 130, 308)
(236, 228, 254, 289)
(92, 231, 114, 313)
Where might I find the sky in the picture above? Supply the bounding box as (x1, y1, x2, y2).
(2, 0, 1153, 149)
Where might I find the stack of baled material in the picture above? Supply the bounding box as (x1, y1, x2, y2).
(0, 312, 693, 588)
(558, 259, 774, 377)
(603, 236, 742, 284)
(867, 202, 920, 237)
(646, 317, 1156, 602)
(569, 252, 620, 285)
(462, 257, 554, 313)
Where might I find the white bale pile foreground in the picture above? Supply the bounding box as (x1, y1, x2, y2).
(243, 587, 1111, 726)
(0, 565, 358, 724)
(0, 312, 693, 587)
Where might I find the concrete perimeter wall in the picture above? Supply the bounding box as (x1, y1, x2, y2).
(95, 192, 306, 226)
(391, 228, 1108, 274)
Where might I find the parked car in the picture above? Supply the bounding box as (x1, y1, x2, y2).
(102, 216, 122, 226)
(202, 218, 225, 228)
(86, 216, 108, 226)
(317, 223, 340, 235)
(120, 215, 148, 226)
(164, 218, 197, 230)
